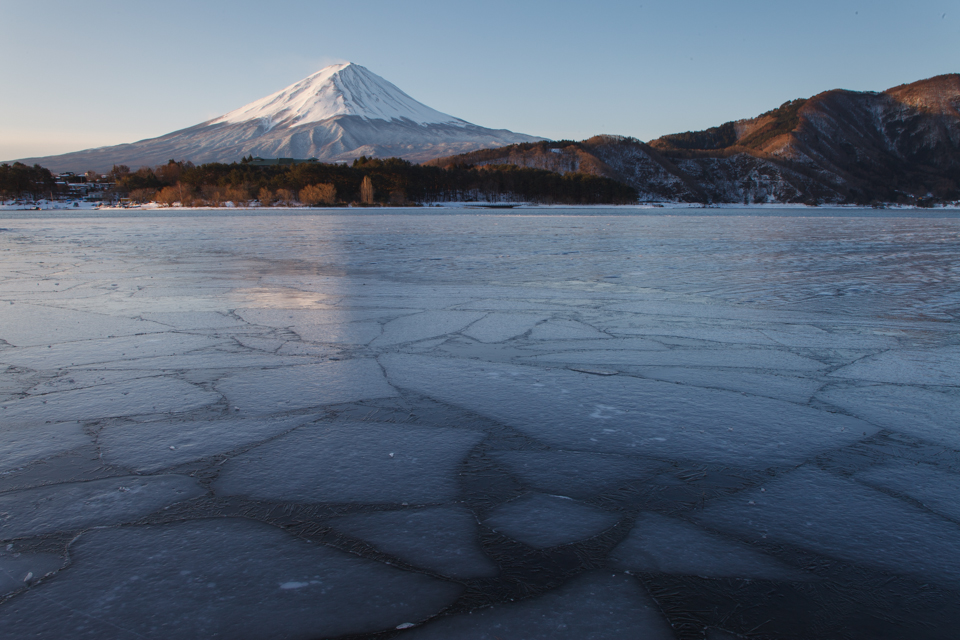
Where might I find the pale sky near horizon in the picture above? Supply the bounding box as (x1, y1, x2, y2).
(1, 0, 957, 161)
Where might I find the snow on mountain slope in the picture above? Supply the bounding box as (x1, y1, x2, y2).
(9, 63, 542, 171)
(213, 63, 467, 128)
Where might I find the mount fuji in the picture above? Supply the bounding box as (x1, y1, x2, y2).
(13, 63, 543, 172)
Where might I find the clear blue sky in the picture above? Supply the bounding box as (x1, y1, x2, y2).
(2, 0, 957, 160)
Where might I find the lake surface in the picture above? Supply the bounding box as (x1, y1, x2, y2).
(1, 209, 958, 639)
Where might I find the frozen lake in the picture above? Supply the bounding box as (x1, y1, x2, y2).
(1, 208, 959, 639)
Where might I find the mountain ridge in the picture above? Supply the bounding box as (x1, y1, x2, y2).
(9, 63, 542, 172)
(431, 74, 960, 204)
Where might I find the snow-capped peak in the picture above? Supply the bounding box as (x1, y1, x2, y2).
(212, 63, 467, 128)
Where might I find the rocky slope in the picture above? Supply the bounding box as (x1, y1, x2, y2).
(10, 63, 543, 172)
(432, 74, 960, 204)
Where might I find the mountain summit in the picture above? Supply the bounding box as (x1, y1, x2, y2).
(11, 63, 542, 172)
(214, 63, 467, 129)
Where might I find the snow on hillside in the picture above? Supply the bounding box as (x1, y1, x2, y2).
(213, 63, 467, 129)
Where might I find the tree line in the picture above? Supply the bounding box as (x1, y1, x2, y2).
(0, 163, 56, 200)
(109, 156, 637, 206)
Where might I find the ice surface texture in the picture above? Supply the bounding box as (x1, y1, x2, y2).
(0, 421, 90, 472)
(0, 519, 461, 639)
(216, 422, 484, 503)
(610, 512, 807, 580)
(695, 467, 960, 585)
(216, 359, 397, 414)
(1, 211, 959, 638)
(0, 475, 204, 538)
(404, 572, 673, 639)
(1, 377, 220, 425)
(327, 507, 497, 578)
(382, 354, 876, 468)
(0, 550, 62, 596)
(99, 415, 317, 472)
(483, 493, 620, 548)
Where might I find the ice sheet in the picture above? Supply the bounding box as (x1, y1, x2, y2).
(694, 467, 960, 586)
(490, 450, 662, 498)
(830, 347, 960, 385)
(528, 319, 610, 340)
(483, 493, 619, 548)
(855, 461, 960, 523)
(520, 347, 827, 371)
(372, 311, 485, 346)
(630, 367, 823, 403)
(0, 377, 220, 425)
(610, 512, 808, 580)
(0, 303, 167, 347)
(0, 475, 204, 538)
(235, 308, 387, 344)
(291, 321, 383, 345)
(98, 415, 318, 472)
(0, 550, 62, 596)
(817, 384, 960, 448)
(381, 355, 877, 467)
(86, 350, 314, 371)
(0, 333, 227, 370)
(3, 211, 959, 635)
(139, 311, 251, 329)
(216, 359, 397, 414)
(462, 313, 548, 343)
(327, 506, 497, 578)
(237, 307, 412, 326)
(0, 518, 461, 639)
(517, 337, 667, 351)
(0, 421, 90, 472)
(25, 369, 163, 395)
(403, 571, 673, 639)
(216, 422, 484, 503)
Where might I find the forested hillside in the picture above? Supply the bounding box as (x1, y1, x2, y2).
(433, 74, 960, 205)
(19, 156, 635, 206)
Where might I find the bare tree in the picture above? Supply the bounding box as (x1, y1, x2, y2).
(129, 188, 156, 204)
(275, 188, 296, 206)
(225, 186, 249, 206)
(156, 186, 179, 207)
(201, 185, 225, 207)
(299, 183, 336, 206)
(156, 183, 194, 207)
(109, 165, 130, 182)
(360, 176, 374, 204)
(258, 187, 274, 206)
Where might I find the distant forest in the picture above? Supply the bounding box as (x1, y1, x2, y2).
(0, 162, 55, 200)
(1, 157, 637, 205)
